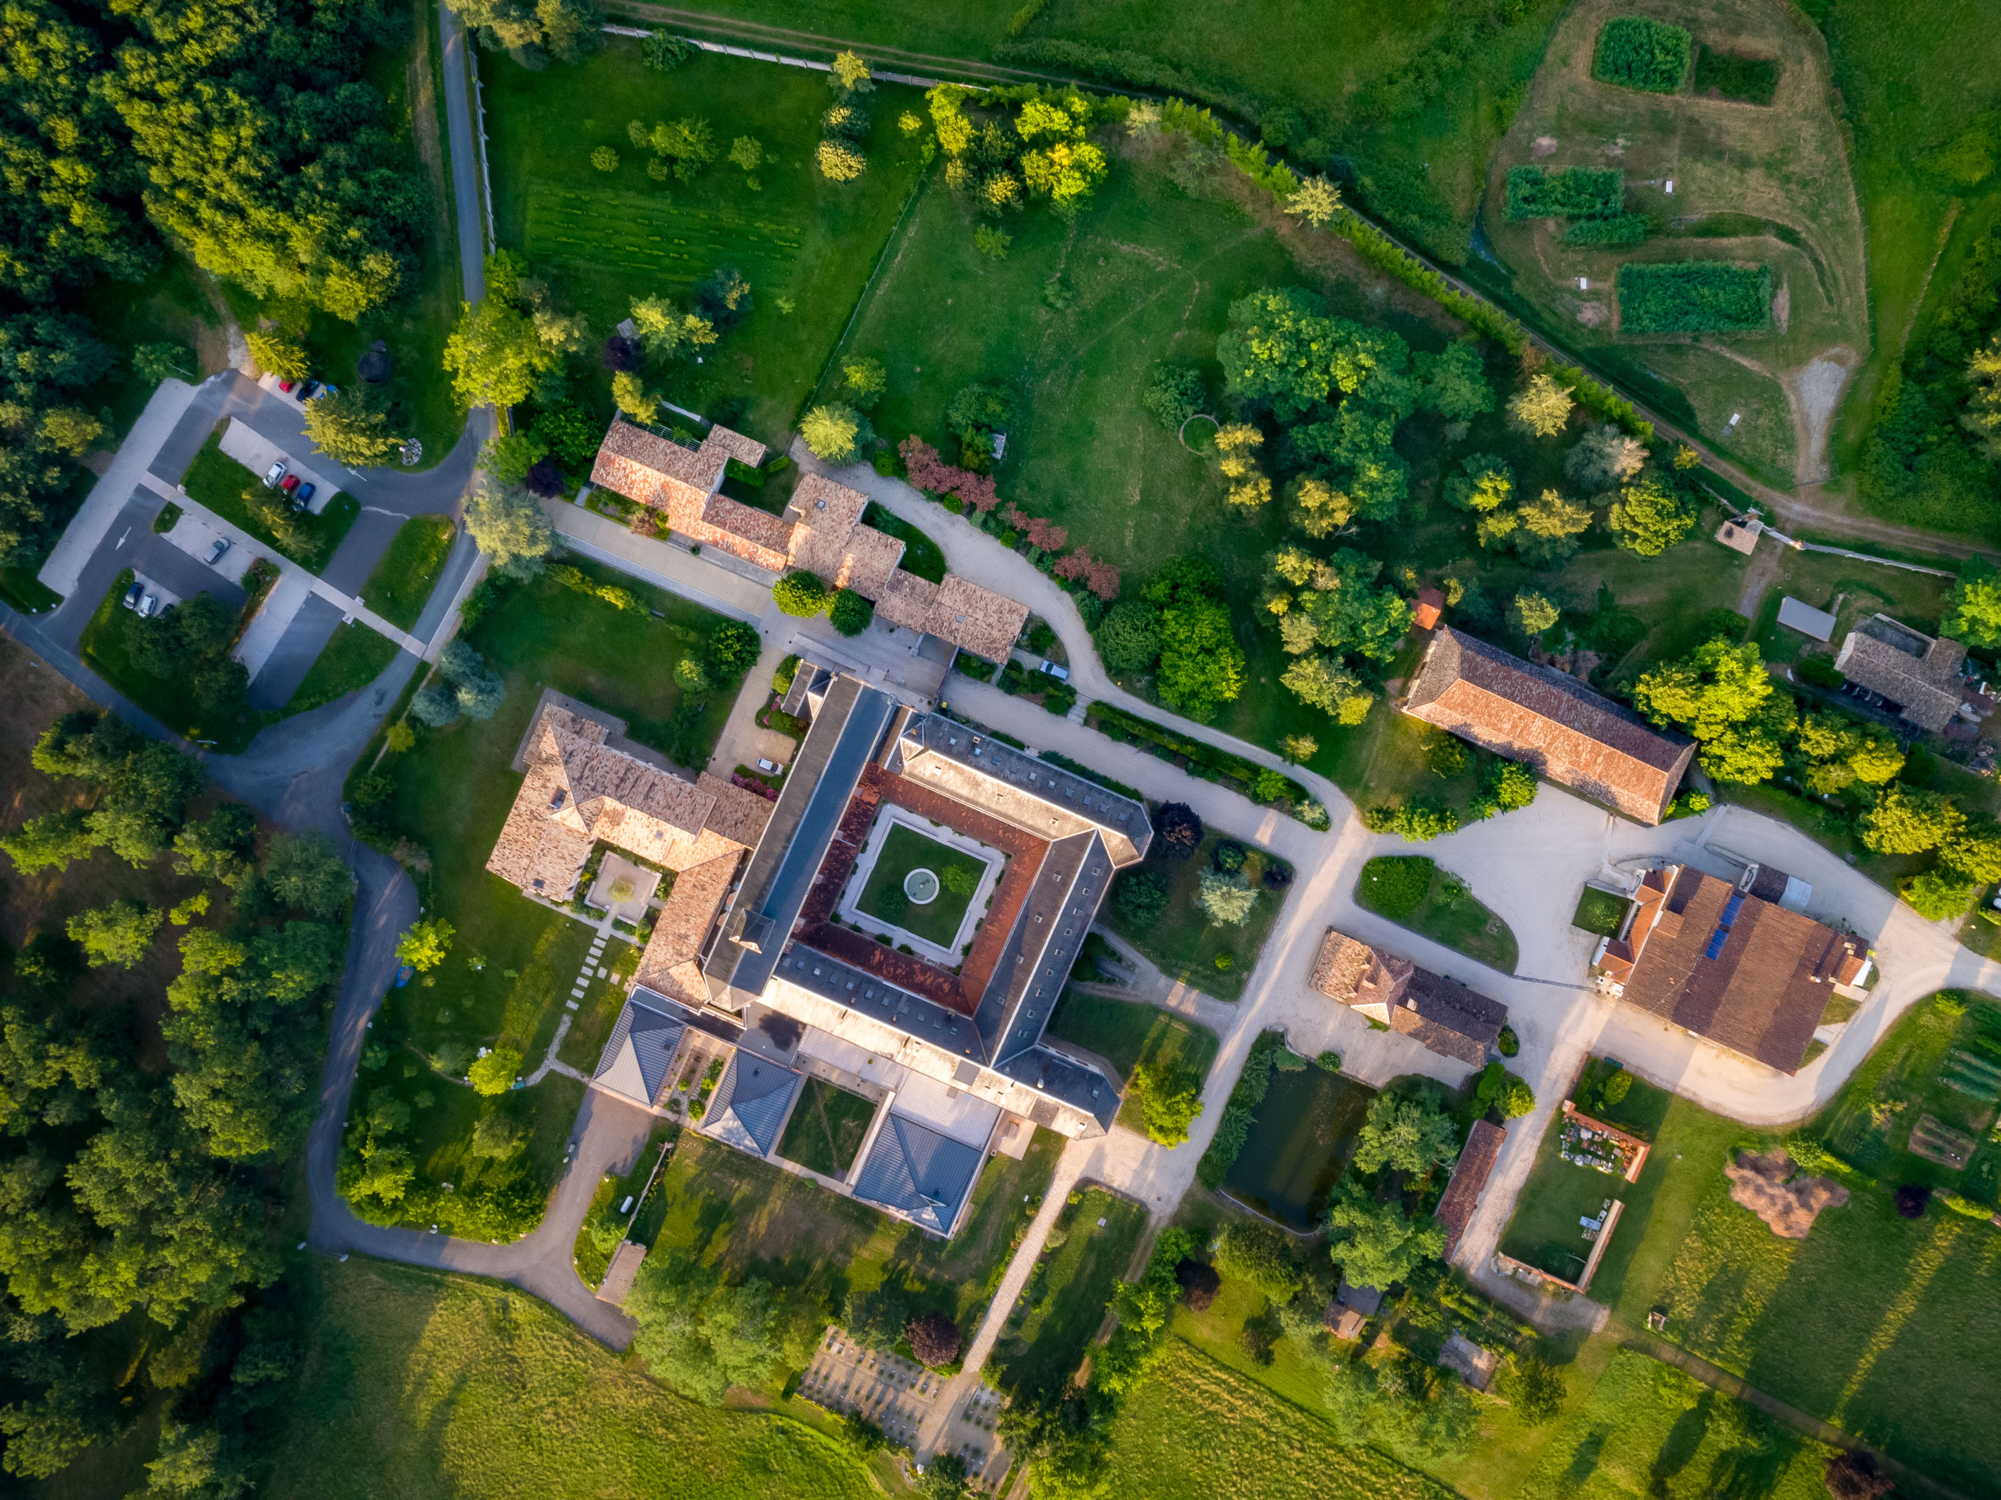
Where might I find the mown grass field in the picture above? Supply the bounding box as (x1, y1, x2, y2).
(285, 622, 403, 714)
(1355, 855, 1519, 974)
(483, 40, 928, 439)
(262, 1260, 878, 1499)
(361, 515, 456, 629)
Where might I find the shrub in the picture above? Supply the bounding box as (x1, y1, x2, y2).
(1592, 15, 1692, 93)
(906, 1311, 961, 1367)
(1894, 1184, 1930, 1218)
(829, 588, 874, 636)
(772, 653, 800, 696)
(772, 570, 831, 617)
(1563, 212, 1651, 248)
(1142, 363, 1206, 430)
(801, 403, 868, 461)
(1496, 1024, 1520, 1058)
(1210, 1219, 1300, 1299)
(1212, 840, 1246, 874)
(1617, 262, 1772, 335)
(1504, 166, 1623, 221)
(1174, 1257, 1220, 1311)
(468, 1047, 522, 1096)
(1314, 1050, 1342, 1073)
(1196, 871, 1256, 927)
(1132, 1061, 1204, 1145)
(1901, 867, 1976, 920)
(643, 30, 694, 70)
(1155, 802, 1202, 859)
(1358, 856, 1431, 919)
(1113, 868, 1168, 926)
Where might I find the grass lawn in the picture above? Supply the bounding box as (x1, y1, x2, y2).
(556, 957, 641, 1074)
(260, 1259, 877, 1499)
(651, 1128, 1060, 1338)
(360, 515, 456, 629)
(1354, 855, 1518, 973)
(776, 1076, 878, 1179)
(180, 431, 359, 575)
(77, 571, 266, 752)
(855, 821, 991, 947)
(1221, 1062, 1374, 1228)
(860, 502, 945, 583)
(285, 622, 403, 714)
(572, 1126, 673, 1287)
(994, 1186, 1146, 1403)
(1046, 987, 1220, 1135)
(483, 40, 928, 440)
(1103, 831, 1289, 1000)
(0, 565, 62, 613)
(1100, 1337, 1458, 1500)
(1571, 885, 1632, 937)
(77, 251, 217, 440)
(1496, 1110, 1639, 1285)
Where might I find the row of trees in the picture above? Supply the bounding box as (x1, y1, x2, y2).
(0, 709, 352, 1491)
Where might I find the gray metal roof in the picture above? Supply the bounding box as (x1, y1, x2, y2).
(851, 1113, 986, 1235)
(773, 946, 984, 1057)
(992, 1045, 1119, 1134)
(1776, 596, 1837, 642)
(592, 997, 687, 1105)
(978, 831, 1113, 1064)
(701, 1052, 802, 1157)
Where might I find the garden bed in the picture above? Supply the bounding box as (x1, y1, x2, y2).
(1355, 856, 1518, 973)
(776, 1077, 877, 1180)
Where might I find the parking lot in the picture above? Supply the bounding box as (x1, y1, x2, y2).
(218, 416, 338, 515)
(160, 511, 257, 586)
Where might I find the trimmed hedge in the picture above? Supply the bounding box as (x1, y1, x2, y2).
(1617, 261, 1773, 334)
(1593, 15, 1692, 93)
(1504, 166, 1623, 222)
(1086, 701, 1319, 824)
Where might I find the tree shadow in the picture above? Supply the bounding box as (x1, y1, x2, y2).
(1646, 1389, 1713, 1492)
(1561, 1426, 1609, 1490)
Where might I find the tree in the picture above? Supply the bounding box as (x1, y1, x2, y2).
(1944, 558, 2001, 648)
(829, 588, 874, 636)
(1514, 487, 1594, 565)
(1, 810, 100, 875)
(448, 0, 602, 58)
(1196, 872, 1254, 926)
(1095, 599, 1161, 674)
(258, 833, 352, 917)
(1113, 868, 1168, 925)
(1512, 591, 1559, 635)
(304, 388, 398, 466)
(772, 570, 831, 617)
(1211, 1220, 1301, 1298)
(133, 343, 195, 385)
(1416, 342, 1493, 422)
(1131, 1062, 1204, 1145)
(801, 403, 865, 461)
(610, 371, 655, 424)
(591, 145, 618, 172)
(1484, 759, 1538, 812)
(245, 330, 309, 382)
(628, 295, 716, 358)
(1217, 286, 1338, 419)
(643, 29, 693, 69)
(1633, 637, 1788, 783)
(1155, 802, 1203, 859)
(1281, 733, 1319, 762)
(839, 355, 886, 409)
(411, 681, 460, 728)
(1445, 454, 1513, 513)
(464, 477, 553, 577)
(1154, 592, 1243, 720)
(1502, 1346, 1566, 1425)
(1280, 655, 1373, 723)
(445, 286, 565, 410)
(706, 619, 760, 678)
(1474, 1061, 1536, 1118)
(1508, 372, 1575, 437)
(468, 1048, 523, 1096)
(1942, 817, 2001, 883)
(1901, 868, 1976, 920)
(1824, 1451, 1895, 1500)
(628, 1252, 787, 1404)
(816, 140, 867, 182)
(728, 135, 763, 175)
(830, 49, 873, 91)
(1564, 423, 1648, 490)
(906, 1311, 960, 1367)
(66, 900, 161, 969)
(1352, 1092, 1460, 1176)
(1325, 1185, 1445, 1289)
(1607, 474, 1695, 557)
(1175, 1257, 1221, 1310)
(1142, 364, 1205, 430)
(1862, 786, 1964, 856)
(1964, 333, 2001, 459)
(1284, 176, 1342, 226)
(396, 918, 454, 972)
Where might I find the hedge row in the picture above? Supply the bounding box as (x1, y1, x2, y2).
(1196, 1030, 1287, 1189)
(1617, 261, 1772, 334)
(1563, 212, 1652, 248)
(1504, 165, 1623, 222)
(1086, 701, 1323, 825)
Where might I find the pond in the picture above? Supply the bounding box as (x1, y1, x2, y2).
(1223, 1065, 1376, 1229)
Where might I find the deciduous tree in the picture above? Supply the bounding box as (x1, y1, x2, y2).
(1508, 372, 1575, 437)
(464, 477, 553, 577)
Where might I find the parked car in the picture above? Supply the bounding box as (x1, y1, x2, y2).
(122, 582, 143, 612)
(136, 592, 159, 619)
(263, 459, 287, 489)
(1035, 659, 1071, 682)
(295, 380, 320, 402)
(280, 473, 301, 494)
(755, 757, 784, 775)
(206, 537, 231, 566)
(293, 481, 316, 508)
(277, 378, 296, 394)
(312, 383, 339, 401)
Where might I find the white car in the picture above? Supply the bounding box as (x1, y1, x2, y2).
(136, 592, 160, 619)
(755, 757, 784, 775)
(1036, 659, 1071, 682)
(263, 460, 287, 489)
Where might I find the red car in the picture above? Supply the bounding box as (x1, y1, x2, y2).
(278, 378, 296, 393)
(280, 474, 301, 494)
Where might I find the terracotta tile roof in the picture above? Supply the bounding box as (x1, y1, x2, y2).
(1403, 628, 1694, 824)
(693, 494, 792, 570)
(1618, 865, 1863, 1072)
(1312, 927, 1506, 1067)
(926, 574, 1029, 664)
(1834, 616, 1967, 733)
(1434, 1119, 1505, 1257)
(784, 473, 870, 578)
(590, 419, 726, 512)
(702, 424, 767, 467)
(873, 569, 940, 633)
(835, 526, 906, 596)
(634, 853, 741, 1005)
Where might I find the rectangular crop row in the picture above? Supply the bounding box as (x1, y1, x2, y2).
(1505, 166, 1625, 221)
(1617, 260, 1772, 334)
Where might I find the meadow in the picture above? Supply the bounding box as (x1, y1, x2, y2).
(483, 40, 928, 439)
(261, 1260, 878, 1500)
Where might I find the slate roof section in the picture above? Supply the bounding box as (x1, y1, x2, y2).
(1403, 628, 1694, 824)
(1311, 928, 1507, 1067)
(1776, 596, 1837, 642)
(1615, 865, 1863, 1073)
(592, 997, 688, 1106)
(1434, 1119, 1505, 1258)
(1834, 615, 1968, 733)
(701, 1052, 802, 1157)
(852, 1113, 988, 1235)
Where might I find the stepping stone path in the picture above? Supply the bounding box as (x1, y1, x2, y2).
(568, 923, 612, 1012)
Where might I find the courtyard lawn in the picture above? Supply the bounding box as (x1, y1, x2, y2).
(284, 622, 403, 714)
(482, 40, 928, 440)
(860, 502, 945, 583)
(180, 432, 359, 574)
(651, 1128, 1062, 1339)
(260, 1260, 878, 1500)
(1571, 885, 1632, 937)
(1496, 1109, 1640, 1286)
(556, 956, 643, 1074)
(1103, 831, 1290, 1001)
(1221, 1062, 1374, 1228)
(855, 821, 990, 948)
(776, 1076, 878, 1179)
(1047, 987, 1220, 1137)
(1355, 856, 1518, 974)
(994, 1186, 1146, 1404)
(360, 515, 456, 629)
